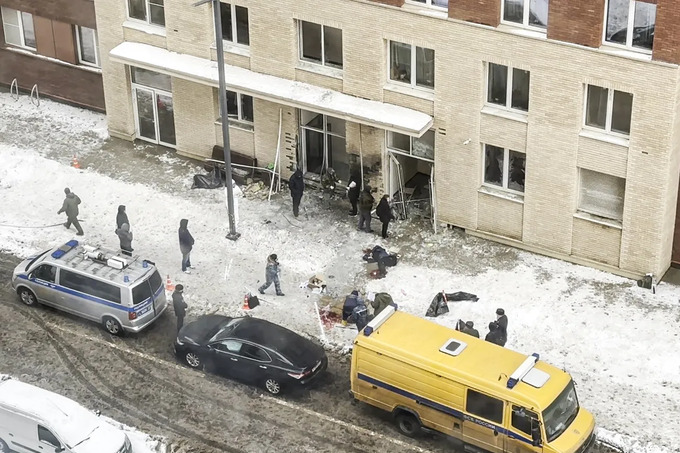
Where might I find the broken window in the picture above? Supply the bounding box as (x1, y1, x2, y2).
(503, 0, 548, 29)
(300, 21, 343, 68)
(585, 85, 633, 136)
(605, 0, 655, 51)
(390, 41, 435, 89)
(484, 145, 525, 193)
(578, 169, 625, 221)
(226, 91, 254, 130)
(220, 3, 249, 45)
(487, 63, 530, 112)
(387, 131, 435, 161)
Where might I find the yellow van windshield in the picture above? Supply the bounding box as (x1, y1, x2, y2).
(543, 380, 579, 442)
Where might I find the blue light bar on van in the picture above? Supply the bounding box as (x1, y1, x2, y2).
(51, 240, 80, 259)
(363, 304, 398, 336)
(507, 353, 540, 389)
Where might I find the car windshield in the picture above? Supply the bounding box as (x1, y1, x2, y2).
(543, 380, 579, 442)
(209, 318, 243, 342)
(25, 249, 50, 271)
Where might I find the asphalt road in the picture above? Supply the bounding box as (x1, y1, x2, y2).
(0, 252, 617, 453)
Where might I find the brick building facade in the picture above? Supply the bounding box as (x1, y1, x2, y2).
(94, 0, 680, 279)
(0, 0, 104, 111)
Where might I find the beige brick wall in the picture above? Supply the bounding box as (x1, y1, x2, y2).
(172, 79, 215, 159)
(294, 68, 344, 92)
(216, 126, 256, 157)
(577, 136, 628, 178)
(477, 192, 524, 240)
(479, 114, 527, 152)
(571, 217, 622, 267)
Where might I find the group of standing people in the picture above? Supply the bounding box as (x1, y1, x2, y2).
(459, 308, 508, 347)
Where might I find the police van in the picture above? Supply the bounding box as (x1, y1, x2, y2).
(11, 240, 168, 335)
(350, 306, 596, 453)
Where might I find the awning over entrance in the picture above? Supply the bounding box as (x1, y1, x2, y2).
(109, 42, 433, 137)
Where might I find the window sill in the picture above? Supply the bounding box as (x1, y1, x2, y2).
(383, 82, 435, 101)
(599, 44, 652, 62)
(481, 105, 528, 123)
(3, 46, 102, 74)
(296, 61, 343, 80)
(211, 41, 251, 58)
(573, 211, 622, 230)
(478, 185, 524, 204)
(215, 119, 254, 132)
(497, 23, 547, 40)
(579, 128, 629, 148)
(123, 20, 167, 37)
(402, 2, 448, 19)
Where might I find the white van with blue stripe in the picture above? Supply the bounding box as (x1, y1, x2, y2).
(11, 240, 168, 335)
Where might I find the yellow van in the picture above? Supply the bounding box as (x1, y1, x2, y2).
(350, 306, 596, 453)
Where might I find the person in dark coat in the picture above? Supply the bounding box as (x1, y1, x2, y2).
(288, 168, 305, 218)
(495, 308, 508, 346)
(346, 171, 361, 216)
(357, 186, 375, 233)
(349, 300, 370, 332)
(342, 290, 363, 325)
(258, 254, 284, 296)
(116, 205, 129, 229)
(57, 187, 84, 236)
(172, 284, 188, 333)
(115, 223, 134, 256)
(178, 219, 195, 273)
(375, 195, 394, 239)
(461, 320, 480, 338)
(485, 321, 504, 346)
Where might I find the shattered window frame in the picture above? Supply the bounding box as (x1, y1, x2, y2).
(483, 144, 526, 194)
(578, 168, 625, 221)
(604, 0, 655, 53)
(226, 90, 254, 131)
(386, 130, 435, 162)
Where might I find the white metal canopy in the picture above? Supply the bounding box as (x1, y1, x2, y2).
(109, 42, 433, 137)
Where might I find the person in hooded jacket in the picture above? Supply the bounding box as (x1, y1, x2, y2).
(357, 186, 375, 233)
(178, 219, 195, 273)
(461, 320, 480, 338)
(115, 223, 134, 256)
(57, 187, 84, 235)
(495, 308, 508, 346)
(371, 292, 393, 317)
(376, 194, 394, 239)
(485, 321, 504, 346)
(346, 171, 361, 216)
(172, 284, 188, 333)
(288, 168, 305, 217)
(258, 253, 284, 296)
(116, 205, 129, 229)
(349, 300, 370, 332)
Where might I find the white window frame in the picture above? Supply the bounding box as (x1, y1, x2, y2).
(219, 2, 249, 47)
(482, 144, 526, 194)
(500, 0, 549, 30)
(583, 85, 633, 137)
(126, 0, 165, 27)
(603, 0, 655, 54)
(298, 21, 343, 69)
(75, 26, 99, 67)
(387, 41, 435, 90)
(577, 168, 625, 221)
(386, 130, 435, 162)
(406, 0, 448, 10)
(1, 7, 36, 50)
(486, 63, 530, 113)
(226, 90, 254, 130)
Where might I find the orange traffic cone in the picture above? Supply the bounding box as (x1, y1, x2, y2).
(242, 293, 250, 310)
(165, 274, 175, 292)
(71, 154, 81, 169)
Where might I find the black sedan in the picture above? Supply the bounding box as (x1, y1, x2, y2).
(174, 315, 328, 394)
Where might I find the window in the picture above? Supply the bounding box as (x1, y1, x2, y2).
(299, 21, 343, 69)
(76, 26, 99, 67)
(226, 90, 254, 128)
(387, 130, 435, 161)
(127, 0, 165, 27)
(38, 426, 61, 448)
(240, 344, 271, 362)
(1, 7, 36, 49)
(578, 169, 625, 221)
(502, 0, 549, 29)
(512, 406, 539, 436)
(213, 340, 242, 353)
(220, 3, 249, 46)
(466, 389, 504, 423)
(409, 0, 448, 8)
(585, 85, 633, 136)
(487, 63, 530, 112)
(389, 41, 435, 89)
(300, 110, 349, 182)
(605, 0, 655, 51)
(132, 281, 153, 305)
(60, 270, 122, 304)
(132, 67, 172, 91)
(484, 145, 525, 193)
(32, 265, 57, 283)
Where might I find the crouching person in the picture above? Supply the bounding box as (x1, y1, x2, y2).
(342, 290, 362, 326)
(349, 300, 370, 332)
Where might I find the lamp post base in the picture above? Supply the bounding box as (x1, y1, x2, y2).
(226, 231, 241, 241)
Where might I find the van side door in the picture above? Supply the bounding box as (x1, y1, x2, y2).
(507, 405, 543, 453)
(37, 425, 64, 452)
(59, 270, 123, 321)
(462, 389, 505, 453)
(27, 264, 59, 305)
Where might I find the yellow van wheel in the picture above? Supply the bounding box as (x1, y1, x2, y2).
(395, 411, 421, 437)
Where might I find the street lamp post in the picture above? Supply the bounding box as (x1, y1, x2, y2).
(194, 0, 240, 240)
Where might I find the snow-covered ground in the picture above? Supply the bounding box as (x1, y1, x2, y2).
(0, 374, 167, 452)
(1, 93, 679, 453)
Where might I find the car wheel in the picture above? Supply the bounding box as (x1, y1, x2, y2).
(185, 352, 202, 369)
(102, 317, 123, 336)
(0, 438, 9, 453)
(264, 377, 282, 395)
(18, 288, 37, 306)
(395, 412, 421, 437)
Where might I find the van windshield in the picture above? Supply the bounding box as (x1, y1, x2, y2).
(25, 249, 50, 271)
(543, 380, 579, 442)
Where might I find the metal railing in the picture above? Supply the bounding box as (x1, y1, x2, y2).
(30, 84, 39, 107)
(10, 78, 19, 101)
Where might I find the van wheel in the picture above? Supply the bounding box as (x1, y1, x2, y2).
(0, 438, 9, 453)
(395, 412, 421, 437)
(18, 288, 37, 306)
(103, 317, 123, 336)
